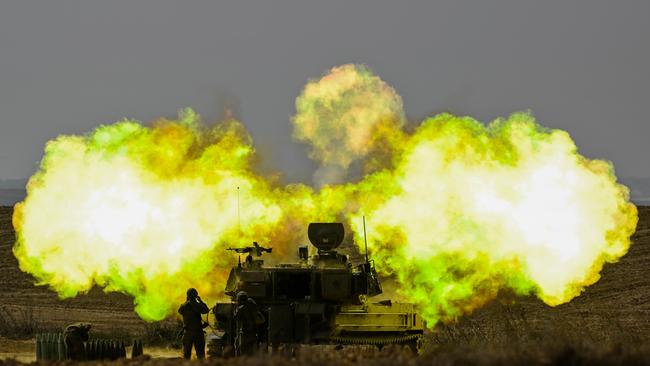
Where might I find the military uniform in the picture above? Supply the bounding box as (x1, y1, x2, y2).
(233, 291, 260, 356)
(64, 323, 91, 360)
(178, 288, 210, 359)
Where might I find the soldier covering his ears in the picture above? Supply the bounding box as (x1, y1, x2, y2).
(178, 288, 209, 359)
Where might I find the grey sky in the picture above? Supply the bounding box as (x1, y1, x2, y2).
(1, 1, 649, 184)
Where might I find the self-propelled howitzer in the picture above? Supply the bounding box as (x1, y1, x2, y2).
(207, 223, 425, 356)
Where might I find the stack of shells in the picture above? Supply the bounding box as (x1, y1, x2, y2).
(84, 339, 128, 360)
(35, 333, 66, 361)
(35, 334, 144, 361)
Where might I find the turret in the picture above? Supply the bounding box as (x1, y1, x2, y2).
(222, 222, 382, 300)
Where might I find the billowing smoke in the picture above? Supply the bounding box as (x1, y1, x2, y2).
(12, 110, 284, 320)
(292, 64, 406, 185)
(347, 113, 637, 324)
(13, 65, 637, 326)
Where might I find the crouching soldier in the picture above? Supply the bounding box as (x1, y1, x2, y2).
(64, 323, 91, 360)
(178, 288, 210, 359)
(234, 291, 263, 356)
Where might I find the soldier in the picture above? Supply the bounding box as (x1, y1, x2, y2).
(178, 288, 209, 359)
(233, 291, 262, 356)
(64, 323, 91, 360)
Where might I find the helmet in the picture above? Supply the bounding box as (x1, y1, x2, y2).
(186, 288, 199, 300)
(65, 322, 92, 333)
(236, 291, 248, 303)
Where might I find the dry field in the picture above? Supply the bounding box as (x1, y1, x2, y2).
(1, 205, 650, 365)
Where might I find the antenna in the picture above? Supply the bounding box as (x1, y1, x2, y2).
(237, 186, 241, 244)
(363, 215, 369, 264)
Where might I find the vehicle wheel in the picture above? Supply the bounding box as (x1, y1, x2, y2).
(405, 336, 424, 355)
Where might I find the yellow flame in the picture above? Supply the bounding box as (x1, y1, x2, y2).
(347, 113, 637, 323)
(13, 111, 283, 320)
(12, 65, 637, 326)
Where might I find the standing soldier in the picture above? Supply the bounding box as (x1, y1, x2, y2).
(233, 291, 261, 356)
(64, 323, 91, 360)
(178, 288, 209, 359)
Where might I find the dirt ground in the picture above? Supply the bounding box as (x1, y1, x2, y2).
(0, 338, 32, 362)
(1, 205, 650, 364)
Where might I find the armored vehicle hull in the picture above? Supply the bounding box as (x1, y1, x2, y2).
(207, 223, 425, 356)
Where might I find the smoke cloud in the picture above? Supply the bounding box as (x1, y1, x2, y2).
(12, 65, 637, 326)
(292, 64, 406, 184)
